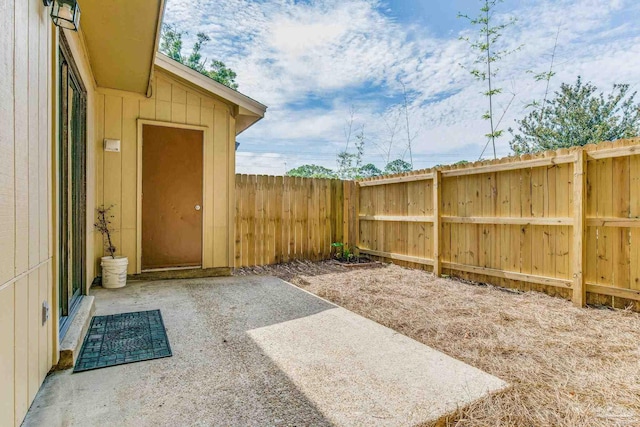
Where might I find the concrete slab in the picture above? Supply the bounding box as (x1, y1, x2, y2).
(24, 276, 507, 426)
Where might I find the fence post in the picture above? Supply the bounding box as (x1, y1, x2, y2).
(354, 182, 360, 250)
(343, 181, 350, 248)
(572, 149, 587, 307)
(433, 170, 442, 276)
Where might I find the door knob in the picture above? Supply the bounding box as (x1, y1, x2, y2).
(195, 205, 201, 211)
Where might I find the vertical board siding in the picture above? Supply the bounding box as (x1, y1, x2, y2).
(94, 93, 105, 271)
(38, 5, 48, 265)
(212, 107, 229, 267)
(120, 98, 138, 272)
(234, 176, 349, 267)
(0, 285, 16, 427)
(0, 0, 16, 285)
(355, 139, 640, 310)
(13, 277, 28, 425)
(227, 115, 237, 267)
(14, 0, 29, 276)
(27, 272, 39, 403)
(103, 95, 123, 259)
(96, 70, 235, 273)
(2, 2, 54, 426)
(27, 0, 40, 270)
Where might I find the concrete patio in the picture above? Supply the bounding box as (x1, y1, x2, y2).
(24, 275, 507, 426)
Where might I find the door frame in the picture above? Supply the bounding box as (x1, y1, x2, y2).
(136, 119, 208, 274)
(58, 31, 87, 338)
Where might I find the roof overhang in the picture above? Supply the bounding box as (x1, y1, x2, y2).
(155, 54, 267, 135)
(79, 0, 165, 95)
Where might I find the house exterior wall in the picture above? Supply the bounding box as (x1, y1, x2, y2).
(94, 68, 237, 274)
(1, 4, 236, 424)
(0, 1, 99, 424)
(1, 2, 53, 426)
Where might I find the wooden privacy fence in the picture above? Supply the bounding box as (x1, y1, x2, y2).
(233, 139, 640, 309)
(357, 139, 640, 308)
(234, 175, 358, 267)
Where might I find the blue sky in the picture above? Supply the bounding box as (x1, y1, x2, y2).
(164, 0, 640, 174)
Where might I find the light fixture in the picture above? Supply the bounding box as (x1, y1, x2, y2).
(50, 0, 81, 32)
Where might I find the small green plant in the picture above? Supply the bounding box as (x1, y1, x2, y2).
(95, 205, 116, 259)
(331, 242, 355, 261)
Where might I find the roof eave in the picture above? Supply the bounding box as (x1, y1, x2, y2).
(236, 115, 264, 135)
(154, 54, 268, 119)
(146, 0, 167, 97)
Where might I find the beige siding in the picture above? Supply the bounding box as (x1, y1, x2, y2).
(1, 5, 237, 424)
(0, 1, 57, 426)
(0, 1, 16, 286)
(95, 70, 237, 273)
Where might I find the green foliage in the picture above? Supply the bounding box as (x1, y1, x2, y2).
(358, 163, 383, 178)
(337, 124, 366, 180)
(286, 164, 337, 179)
(286, 162, 384, 180)
(510, 77, 640, 154)
(331, 242, 353, 260)
(384, 159, 413, 174)
(186, 32, 210, 73)
(459, 0, 520, 158)
(159, 24, 183, 63)
(209, 60, 238, 90)
(159, 24, 239, 90)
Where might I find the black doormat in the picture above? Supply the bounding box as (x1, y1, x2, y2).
(74, 309, 172, 373)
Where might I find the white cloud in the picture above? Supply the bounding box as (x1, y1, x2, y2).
(165, 0, 640, 173)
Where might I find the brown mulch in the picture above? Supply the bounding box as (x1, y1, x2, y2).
(235, 261, 640, 427)
(233, 259, 383, 281)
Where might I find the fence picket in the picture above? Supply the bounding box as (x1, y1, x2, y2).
(235, 175, 344, 267)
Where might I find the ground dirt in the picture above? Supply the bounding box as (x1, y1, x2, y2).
(235, 261, 640, 427)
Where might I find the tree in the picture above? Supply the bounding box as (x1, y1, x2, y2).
(159, 24, 239, 90)
(400, 81, 418, 168)
(384, 159, 412, 174)
(286, 165, 337, 179)
(526, 27, 560, 121)
(509, 77, 640, 154)
(373, 108, 401, 166)
(358, 163, 382, 178)
(186, 32, 210, 73)
(209, 60, 238, 90)
(459, 0, 519, 158)
(159, 24, 183, 63)
(336, 108, 367, 180)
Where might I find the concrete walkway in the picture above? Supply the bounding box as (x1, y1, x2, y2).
(24, 276, 506, 426)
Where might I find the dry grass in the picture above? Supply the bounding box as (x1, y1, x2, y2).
(238, 262, 640, 427)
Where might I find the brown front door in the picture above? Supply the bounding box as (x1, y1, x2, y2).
(142, 125, 203, 270)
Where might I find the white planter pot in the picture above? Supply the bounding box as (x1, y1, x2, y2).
(101, 256, 128, 289)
